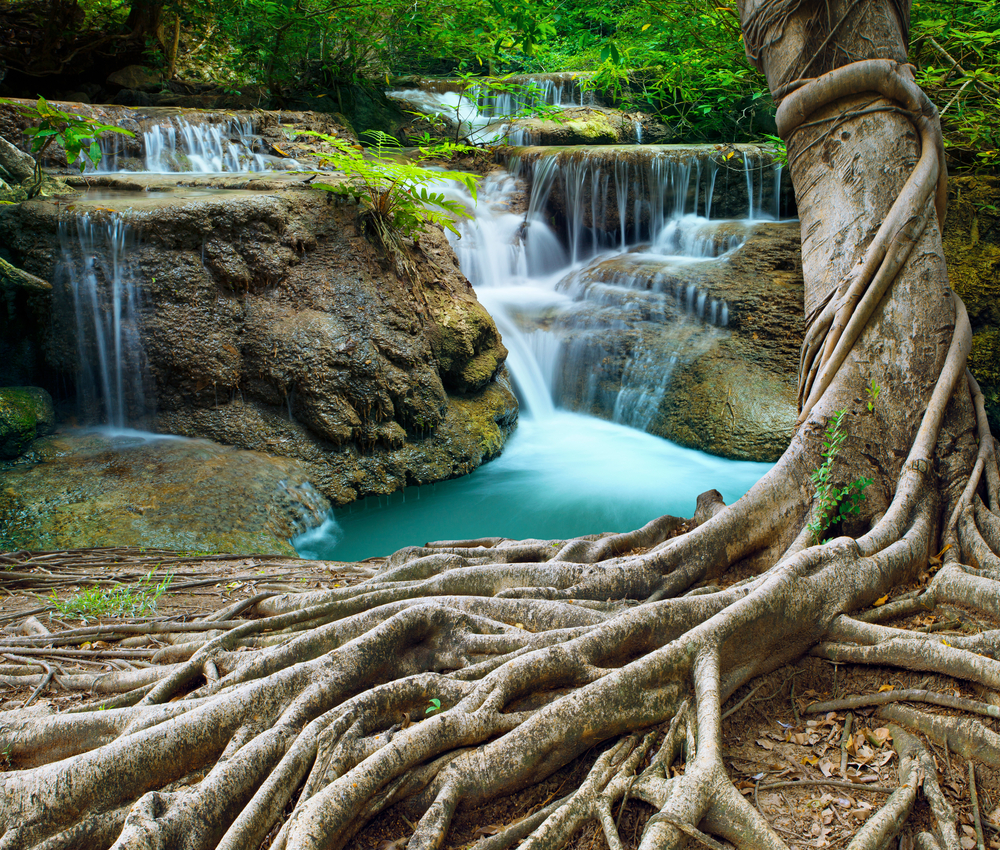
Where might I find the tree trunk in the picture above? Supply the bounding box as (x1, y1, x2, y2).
(125, 0, 164, 41)
(1, 3, 998, 850)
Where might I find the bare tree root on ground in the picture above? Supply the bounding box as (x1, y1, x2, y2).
(2, 1, 1000, 848)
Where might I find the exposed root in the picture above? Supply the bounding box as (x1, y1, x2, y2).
(880, 703, 1000, 769)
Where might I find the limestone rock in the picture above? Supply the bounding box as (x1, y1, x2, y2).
(507, 107, 627, 146)
(0, 174, 516, 506)
(542, 221, 803, 462)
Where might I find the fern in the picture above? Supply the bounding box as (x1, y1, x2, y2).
(301, 130, 479, 248)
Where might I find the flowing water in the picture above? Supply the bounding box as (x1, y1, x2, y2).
(388, 73, 597, 145)
(56, 213, 153, 427)
(93, 116, 301, 174)
(295, 145, 783, 560)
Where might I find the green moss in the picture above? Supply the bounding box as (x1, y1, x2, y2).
(0, 388, 41, 459)
(970, 328, 1000, 435)
(944, 177, 1000, 436)
(944, 176, 1000, 329)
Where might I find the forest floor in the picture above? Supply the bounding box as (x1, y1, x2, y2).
(1, 549, 998, 850)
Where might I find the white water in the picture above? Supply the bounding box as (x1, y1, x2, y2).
(94, 116, 302, 174)
(294, 149, 782, 560)
(57, 214, 151, 427)
(387, 89, 511, 145)
(388, 74, 596, 146)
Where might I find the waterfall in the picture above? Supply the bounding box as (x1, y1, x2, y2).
(57, 213, 151, 427)
(388, 73, 597, 146)
(442, 147, 781, 430)
(94, 116, 301, 174)
(296, 144, 780, 558)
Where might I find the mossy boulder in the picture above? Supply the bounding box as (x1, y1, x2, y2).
(507, 108, 627, 146)
(0, 386, 55, 459)
(943, 176, 1000, 433)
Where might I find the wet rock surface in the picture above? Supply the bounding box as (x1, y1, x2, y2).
(507, 107, 636, 146)
(0, 175, 516, 506)
(0, 430, 330, 554)
(533, 221, 804, 462)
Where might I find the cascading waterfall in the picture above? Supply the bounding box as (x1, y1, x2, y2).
(473, 147, 783, 430)
(56, 213, 151, 428)
(295, 146, 780, 559)
(94, 116, 301, 174)
(476, 74, 596, 116)
(388, 74, 597, 146)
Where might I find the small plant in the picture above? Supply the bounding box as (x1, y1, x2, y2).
(425, 698, 442, 715)
(0, 97, 135, 197)
(762, 134, 788, 168)
(46, 571, 172, 623)
(865, 381, 881, 412)
(807, 410, 873, 544)
(302, 130, 478, 257)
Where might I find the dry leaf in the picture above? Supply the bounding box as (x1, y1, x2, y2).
(473, 825, 503, 838)
(878, 684, 894, 692)
(756, 738, 775, 750)
(873, 594, 889, 606)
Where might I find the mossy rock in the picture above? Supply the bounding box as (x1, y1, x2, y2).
(0, 386, 55, 459)
(944, 176, 1000, 435)
(508, 108, 625, 146)
(970, 328, 1000, 435)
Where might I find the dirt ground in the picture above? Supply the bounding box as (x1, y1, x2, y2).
(1, 547, 998, 850)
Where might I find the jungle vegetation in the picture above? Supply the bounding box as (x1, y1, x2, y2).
(0, 0, 997, 167)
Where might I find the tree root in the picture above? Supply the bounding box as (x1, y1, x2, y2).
(879, 704, 1000, 768)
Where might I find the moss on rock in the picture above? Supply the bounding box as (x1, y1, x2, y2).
(0, 386, 55, 459)
(944, 176, 1000, 434)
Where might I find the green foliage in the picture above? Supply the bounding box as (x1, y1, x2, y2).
(911, 0, 1000, 171)
(807, 410, 873, 545)
(303, 130, 478, 250)
(1, 97, 134, 174)
(0, 96, 136, 200)
(762, 134, 788, 167)
(425, 697, 442, 714)
(45, 571, 173, 624)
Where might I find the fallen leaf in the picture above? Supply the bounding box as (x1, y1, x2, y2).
(756, 738, 775, 750)
(473, 825, 504, 838)
(873, 594, 889, 606)
(878, 684, 894, 692)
